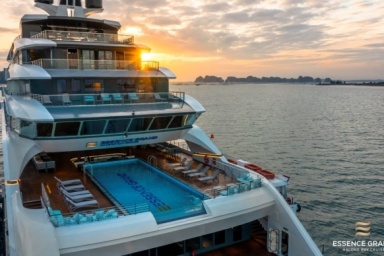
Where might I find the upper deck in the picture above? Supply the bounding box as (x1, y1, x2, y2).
(20, 142, 268, 223)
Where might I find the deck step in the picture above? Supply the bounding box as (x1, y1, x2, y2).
(23, 200, 42, 209)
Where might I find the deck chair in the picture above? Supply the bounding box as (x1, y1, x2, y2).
(42, 95, 53, 105)
(173, 160, 194, 174)
(154, 93, 166, 102)
(166, 157, 187, 169)
(65, 197, 99, 211)
(128, 93, 139, 103)
(55, 177, 85, 192)
(198, 169, 220, 183)
(60, 184, 85, 192)
(187, 165, 210, 178)
(59, 187, 90, 196)
(55, 176, 82, 186)
(84, 95, 95, 104)
(101, 93, 112, 104)
(64, 192, 94, 202)
(112, 93, 123, 103)
(182, 163, 203, 176)
(62, 93, 72, 105)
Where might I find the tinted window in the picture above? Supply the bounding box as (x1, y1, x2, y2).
(54, 122, 80, 136)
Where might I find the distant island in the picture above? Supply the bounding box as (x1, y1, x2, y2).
(194, 75, 384, 85)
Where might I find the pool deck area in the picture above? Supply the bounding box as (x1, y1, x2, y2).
(20, 145, 237, 214)
(18, 145, 274, 255)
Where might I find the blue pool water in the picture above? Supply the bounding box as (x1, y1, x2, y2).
(85, 159, 207, 223)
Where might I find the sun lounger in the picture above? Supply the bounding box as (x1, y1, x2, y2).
(154, 93, 166, 101)
(101, 93, 112, 104)
(61, 184, 85, 192)
(65, 197, 99, 211)
(187, 165, 210, 178)
(55, 178, 85, 192)
(128, 93, 139, 103)
(84, 95, 95, 104)
(182, 163, 203, 176)
(166, 157, 188, 169)
(112, 93, 123, 103)
(42, 95, 53, 105)
(198, 169, 220, 183)
(59, 187, 90, 195)
(59, 187, 94, 202)
(54, 176, 82, 186)
(62, 93, 71, 105)
(65, 193, 95, 202)
(173, 160, 194, 174)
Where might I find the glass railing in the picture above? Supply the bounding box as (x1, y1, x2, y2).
(31, 92, 185, 109)
(31, 30, 134, 44)
(48, 204, 149, 227)
(31, 59, 159, 71)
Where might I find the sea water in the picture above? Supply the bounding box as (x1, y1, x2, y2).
(171, 83, 384, 255)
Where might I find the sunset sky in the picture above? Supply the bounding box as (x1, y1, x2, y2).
(0, 0, 383, 82)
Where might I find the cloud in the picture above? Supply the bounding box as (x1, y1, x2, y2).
(0, 0, 383, 80)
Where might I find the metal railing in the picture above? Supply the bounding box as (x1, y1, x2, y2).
(31, 92, 185, 108)
(31, 59, 159, 71)
(31, 30, 134, 44)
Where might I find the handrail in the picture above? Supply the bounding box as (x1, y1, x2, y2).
(31, 58, 159, 71)
(31, 30, 134, 44)
(147, 155, 157, 167)
(29, 92, 185, 108)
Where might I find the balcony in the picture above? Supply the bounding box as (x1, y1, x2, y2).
(31, 59, 159, 71)
(31, 30, 134, 44)
(31, 92, 185, 109)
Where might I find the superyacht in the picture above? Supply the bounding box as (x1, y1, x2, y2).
(1, 0, 322, 255)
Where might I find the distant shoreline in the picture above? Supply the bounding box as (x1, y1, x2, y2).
(172, 81, 384, 87)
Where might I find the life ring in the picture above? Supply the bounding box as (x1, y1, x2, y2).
(204, 155, 209, 164)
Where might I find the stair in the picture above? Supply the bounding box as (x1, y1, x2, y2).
(251, 219, 267, 247)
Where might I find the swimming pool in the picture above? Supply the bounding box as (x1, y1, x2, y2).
(84, 158, 207, 223)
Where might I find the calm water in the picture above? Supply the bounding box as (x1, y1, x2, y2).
(171, 83, 384, 255)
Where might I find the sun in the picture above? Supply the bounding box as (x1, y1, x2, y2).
(141, 52, 153, 61)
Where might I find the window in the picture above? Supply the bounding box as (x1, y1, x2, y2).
(105, 119, 131, 134)
(97, 50, 113, 69)
(82, 50, 95, 69)
(202, 234, 213, 248)
(149, 116, 172, 130)
(37, 123, 53, 137)
(10, 117, 20, 133)
(233, 225, 243, 241)
(168, 115, 184, 128)
(186, 237, 200, 251)
(70, 79, 81, 92)
(80, 120, 106, 135)
(281, 231, 289, 256)
(54, 122, 80, 136)
(84, 79, 103, 92)
(57, 79, 67, 93)
(214, 230, 226, 245)
(128, 118, 152, 132)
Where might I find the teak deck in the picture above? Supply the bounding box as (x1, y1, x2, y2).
(20, 146, 233, 213)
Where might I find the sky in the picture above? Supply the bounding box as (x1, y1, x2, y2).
(0, 0, 383, 82)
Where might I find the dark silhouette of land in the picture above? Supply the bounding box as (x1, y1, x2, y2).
(194, 75, 384, 86)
